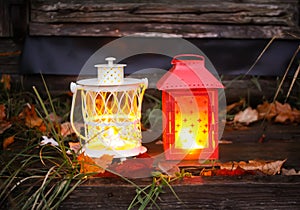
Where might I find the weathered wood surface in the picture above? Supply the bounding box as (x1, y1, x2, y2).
(0, 0, 27, 38)
(58, 123, 300, 209)
(29, 22, 298, 38)
(59, 176, 300, 209)
(0, 39, 22, 74)
(30, 0, 299, 38)
(0, 1, 11, 37)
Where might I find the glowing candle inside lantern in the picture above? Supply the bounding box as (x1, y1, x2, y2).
(174, 94, 209, 150)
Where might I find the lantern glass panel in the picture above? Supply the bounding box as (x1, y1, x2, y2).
(81, 88, 143, 152)
(174, 93, 210, 150)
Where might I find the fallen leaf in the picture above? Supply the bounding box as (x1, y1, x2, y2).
(257, 159, 287, 175)
(68, 142, 81, 154)
(218, 159, 287, 175)
(19, 104, 43, 128)
(274, 101, 294, 124)
(200, 167, 257, 177)
(281, 168, 300, 176)
(77, 153, 103, 174)
(226, 98, 245, 113)
(1, 74, 11, 90)
(0, 104, 6, 120)
(257, 101, 277, 120)
(93, 154, 114, 172)
(292, 108, 300, 123)
(0, 121, 12, 134)
(3, 135, 14, 150)
(234, 107, 258, 125)
(60, 122, 74, 137)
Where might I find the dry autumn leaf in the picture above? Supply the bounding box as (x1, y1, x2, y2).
(19, 104, 43, 128)
(0, 121, 11, 134)
(274, 101, 293, 123)
(0, 104, 12, 134)
(218, 159, 287, 175)
(281, 168, 300, 176)
(60, 122, 74, 137)
(1, 74, 11, 90)
(93, 154, 114, 172)
(257, 101, 300, 124)
(257, 101, 277, 120)
(226, 98, 245, 113)
(3, 135, 14, 150)
(77, 153, 103, 174)
(234, 107, 258, 125)
(0, 104, 6, 120)
(292, 108, 300, 123)
(77, 153, 113, 174)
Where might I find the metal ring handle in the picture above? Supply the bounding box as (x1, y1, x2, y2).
(173, 54, 204, 60)
(69, 83, 89, 141)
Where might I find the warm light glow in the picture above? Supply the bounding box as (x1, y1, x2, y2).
(82, 88, 144, 151)
(174, 94, 209, 150)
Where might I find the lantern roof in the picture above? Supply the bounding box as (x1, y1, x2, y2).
(157, 55, 224, 90)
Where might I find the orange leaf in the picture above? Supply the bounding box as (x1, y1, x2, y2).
(3, 136, 14, 150)
(1, 74, 11, 90)
(60, 122, 74, 137)
(0, 121, 12, 134)
(19, 104, 43, 128)
(77, 153, 113, 175)
(0, 104, 6, 121)
(77, 153, 102, 174)
(257, 101, 277, 120)
(292, 108, 300, 123)
(218, 159, 286, 175)
(274, 101, 294, 123)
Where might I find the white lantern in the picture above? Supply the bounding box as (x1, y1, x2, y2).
(70, 57, 148, 158)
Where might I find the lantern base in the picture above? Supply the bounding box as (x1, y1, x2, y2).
(83, 146, 147, 158)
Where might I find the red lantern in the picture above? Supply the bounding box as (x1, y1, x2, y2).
(157, 54, 224, 160)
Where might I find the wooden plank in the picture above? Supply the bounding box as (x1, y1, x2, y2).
(58, 179, 300, 209)
(30, 1, 297, 26)
(29, 0, 299, 38)
(0, 39, 22, 74)
(0, 1, 12, 37)
(57, 123, 300, 209)
(29, 22, 297, 38)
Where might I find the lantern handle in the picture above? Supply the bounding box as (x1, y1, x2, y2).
(173, 54, 205, 62)
(69, 82, 89, 141)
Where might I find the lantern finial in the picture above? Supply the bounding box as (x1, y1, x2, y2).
(105, 57, 116, 66)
